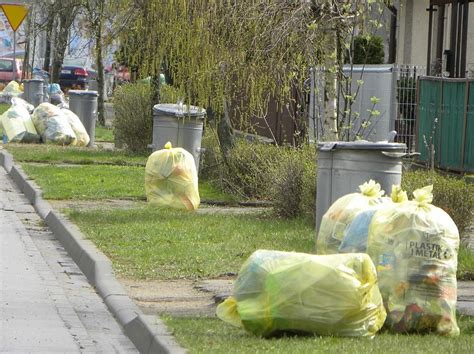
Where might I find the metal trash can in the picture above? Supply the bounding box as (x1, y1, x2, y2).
(151, 103, 206, 171)
(68, 90, 98, 147)
(23, 79, 44, 107)
(315, 141, 407, 235)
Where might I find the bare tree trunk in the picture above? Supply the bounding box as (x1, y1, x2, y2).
(96, 17, 105, 126)
(51, 5, 78, 83)
(43, 16, 54, 72)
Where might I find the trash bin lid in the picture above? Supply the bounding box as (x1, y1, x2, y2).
(23, 78, 44, 83)
(153, 103, 205, 118)
(68, 90, 99, 97)
(318, 141, 407, 151)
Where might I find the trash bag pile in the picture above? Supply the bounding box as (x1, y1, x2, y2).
(316, 181, 459, 336)
(1, 97, 90, 146)
(367, 185, 459, 336)
(216, 181, 459, 339)
(217, 250, 386, 338)
(145, 142, 200, 210)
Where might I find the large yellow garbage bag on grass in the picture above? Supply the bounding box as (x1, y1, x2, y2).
(217, 250, 386, 338)
(32, 103, 76, 145)
(0, 97, 40, 143)
(145, 142, 200, 210)
(61, 108, 90, 147)
(367, 185, 459, 336)
(317, 180, 389, 254)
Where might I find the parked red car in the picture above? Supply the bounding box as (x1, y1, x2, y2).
(0, 58, 22, 83)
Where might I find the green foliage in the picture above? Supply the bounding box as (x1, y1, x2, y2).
(458, 244, 474, 280)
(113, 82, 153, 153)
(201, 129, 317, 217)
(352, 35, 385, 64)
(270, 145, 316, 219)
(159, 84, 183, 104)
(402, 170, 474, 236)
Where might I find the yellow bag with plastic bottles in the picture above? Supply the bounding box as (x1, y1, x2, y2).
(367, 185, 459, 336)
(338, 185, 408, 254)
(317, 180, 389, 254)
(216, 250, 386, 338)
(145, 142, 200, 210)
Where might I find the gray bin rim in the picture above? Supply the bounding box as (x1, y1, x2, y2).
(153, 103, 205, 118)
(318, 141, 407, 151)
(23, 78, 44, 82)
(68, 90, 99, 97)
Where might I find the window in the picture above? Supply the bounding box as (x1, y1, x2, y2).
(0, 59, 13, 72)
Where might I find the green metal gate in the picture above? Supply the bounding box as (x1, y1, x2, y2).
(417, 77, 474, 173)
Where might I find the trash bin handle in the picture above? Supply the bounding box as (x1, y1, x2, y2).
(319, 143, 337, 151)
(381, 151, 408, 158)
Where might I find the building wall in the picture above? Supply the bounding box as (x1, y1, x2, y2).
(397, 0, 474, 73)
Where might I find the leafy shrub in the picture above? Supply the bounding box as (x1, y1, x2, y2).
(113, 82, 153, 153)
(351, 35, 384, 64)
(402, 170, 474, 237)
(270, 145, 317, 219)
(201, 129, 317, 218)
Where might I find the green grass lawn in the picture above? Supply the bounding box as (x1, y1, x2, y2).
(21, 162, 236, 203)
(95, 125, 115, 142)
(162, 315, 474, 354)
(67, 206, 313, 279)
(5, 143, 147, 166)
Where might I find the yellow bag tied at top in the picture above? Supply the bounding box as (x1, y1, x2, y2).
(367, 185, 460, 336)
(217, 250, 386, 338)
(317, 180, 388, 254)
(145, 142, 200, 210)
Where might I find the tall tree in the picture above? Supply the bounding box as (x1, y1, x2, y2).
(50, 0, 82, 83)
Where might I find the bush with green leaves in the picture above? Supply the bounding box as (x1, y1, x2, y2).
(402, 170, 474, 237)
(201, 130, 317, 217)
(351, 35, 384, 64)
(270, 145, 317, 219)
(113, 82, 153, 153)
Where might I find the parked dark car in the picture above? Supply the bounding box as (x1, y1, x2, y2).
(58, 58, 96, 90)
(58, 65, 89, 90)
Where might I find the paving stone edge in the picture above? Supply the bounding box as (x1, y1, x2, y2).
(0, 150, 187, 354)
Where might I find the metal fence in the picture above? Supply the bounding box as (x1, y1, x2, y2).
(417, 77, 474, 173)
(394, 65, 426, 152)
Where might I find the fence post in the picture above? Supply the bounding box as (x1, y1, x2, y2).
(460, 79, 470, 173)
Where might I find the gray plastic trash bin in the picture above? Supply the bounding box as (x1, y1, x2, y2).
(23, 79, 44, 107)
(151, 103, 206, 171)
(315, 141, 407, 236)
(68, 90, 98, 147)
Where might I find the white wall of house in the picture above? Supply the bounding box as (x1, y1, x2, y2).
(397, 0, 474, 74)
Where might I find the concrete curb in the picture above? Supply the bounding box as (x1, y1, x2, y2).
(0, 150, 187, 354)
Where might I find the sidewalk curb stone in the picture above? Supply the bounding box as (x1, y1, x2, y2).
(0, 150, 187, 354)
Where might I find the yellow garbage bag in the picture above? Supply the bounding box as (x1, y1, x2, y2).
(317, 180, 388, 254)
(338, 185, 408, 254)
(3, 80, 22, 96)
(61, 109, 90, 147)
(367, 185, 460, 336)
(217, 250, 386, 338)
(145, 142, 200, 210)
(0, 98, 40, 143)
(32, 103, 77, 145)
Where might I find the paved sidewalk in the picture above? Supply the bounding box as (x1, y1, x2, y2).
(0, 168, 137, 352)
